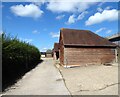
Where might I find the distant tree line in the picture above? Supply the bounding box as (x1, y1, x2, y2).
(2, 33, 41, 91)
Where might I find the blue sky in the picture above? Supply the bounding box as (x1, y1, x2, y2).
(1, 1, 119, 52)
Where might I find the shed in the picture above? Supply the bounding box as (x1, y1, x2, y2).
(59, 28, 117, 67)
(107, 32, 120, 46)
(46, 52, 53, 57)
(53, 43, 59, 60)
(41, 52, 46, 58)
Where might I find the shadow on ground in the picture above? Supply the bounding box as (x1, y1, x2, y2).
(2, 59, 43, 92)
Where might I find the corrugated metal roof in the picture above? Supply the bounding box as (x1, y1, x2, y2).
(60, 28, 116, 47)
(54, 43, 59, 51)
(107, 32, 120, 39)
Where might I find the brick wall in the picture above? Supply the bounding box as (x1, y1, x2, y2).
(63, 47, 115, 66)
(59, 33, 64, 65)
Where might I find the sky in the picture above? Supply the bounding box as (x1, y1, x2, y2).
(1, 1, 119, 52)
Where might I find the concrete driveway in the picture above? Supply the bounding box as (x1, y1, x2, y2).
(3, 58, 70, 95)
(56, 63, 119, 95)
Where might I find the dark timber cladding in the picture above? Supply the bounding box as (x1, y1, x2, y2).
(59, 28, 117, 66)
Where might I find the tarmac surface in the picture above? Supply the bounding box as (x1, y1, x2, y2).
(3, 58, 70, 95)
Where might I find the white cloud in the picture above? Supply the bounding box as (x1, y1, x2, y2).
(10, 4, 43, 19)
(77, 11, 88, 20)
(97, 7, 103, 12)
(43, 47, 47, 50)
(20, 38, 33, 43)
(43, 48, 47, 51)
(32, 0, 46, 6)
(106, 30, 112, 34)
(66, 11, 88, 24)
(95, 27, 106, 33)
(97, 6, 111, 12)
(50, 32, 59, 38)
(105, 6, 111, 10)
(56, 15, 65, 20)
(85, 9, 118, 26)
(24, 39, 33, 43)
(66, 14, 76, 24)
(95, 28, 112, 35)
(32, 30, 40, 34)
(46, 1, 96, 13)
(98, 2, 105, 7)
(32, 2, 43, 6)
(40, 47, 48, 52)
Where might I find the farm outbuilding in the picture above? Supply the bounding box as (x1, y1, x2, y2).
(53, 43, 59, 60)
(45, 49, 53, 58)
(59, 28, 117, 67)
(41, 52, 46, 58)
(46, 52, 53, 58)
(107, 32, 120, 46)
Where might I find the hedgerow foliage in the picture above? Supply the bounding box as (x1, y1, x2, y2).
(2, 33, 41, 90)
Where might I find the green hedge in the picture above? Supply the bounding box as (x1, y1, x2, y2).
(2, 33, 41, 90)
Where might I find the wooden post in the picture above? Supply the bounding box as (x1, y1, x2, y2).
(115, 47, 118, 63)
(118, 47, 120, 64)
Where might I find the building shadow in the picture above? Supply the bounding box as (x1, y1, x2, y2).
(2, 59, 44, 92)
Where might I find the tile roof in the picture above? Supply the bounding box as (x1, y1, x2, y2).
(60, 28, 116, 47)
(54, 43, 59, 51)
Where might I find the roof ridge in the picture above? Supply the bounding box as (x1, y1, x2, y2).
(60, 28, 90, 32)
